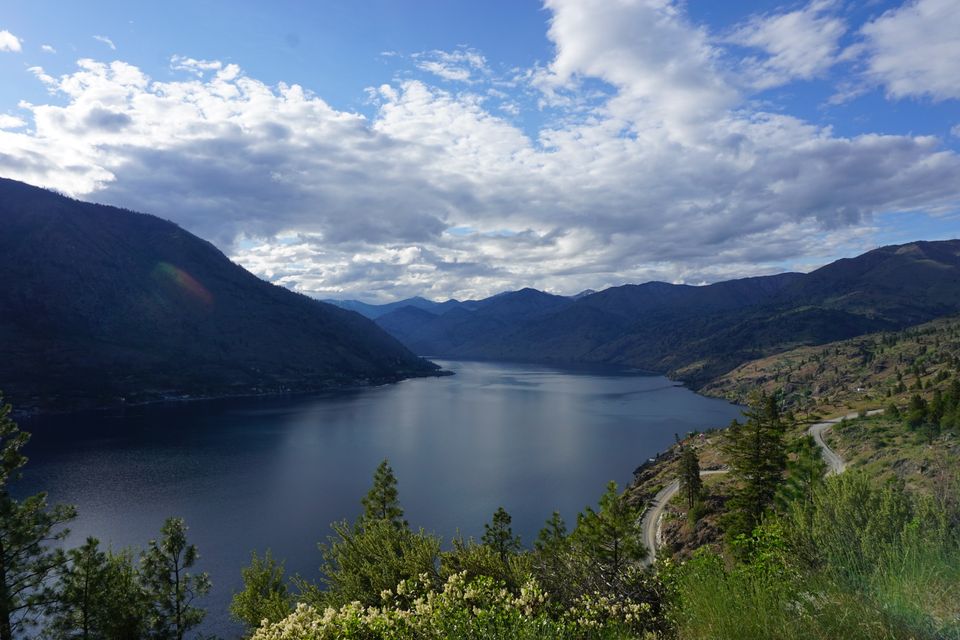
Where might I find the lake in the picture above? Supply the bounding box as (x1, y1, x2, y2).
(18, 359, 742, 637)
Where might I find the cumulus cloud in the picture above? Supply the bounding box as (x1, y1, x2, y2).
(0, 2, 958, 302)
(727, 0, 846, 89)
(861, 0, 960, 100)
(41, 44, 56, 54)
(0, 114, 26, 129)
(0, 29, 22, 53)
(93, 35, 116, 50)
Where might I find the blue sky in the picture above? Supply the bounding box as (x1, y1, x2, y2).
(1, 0, 959, 301)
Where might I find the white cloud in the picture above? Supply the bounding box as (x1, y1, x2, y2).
(952, 124, 960, 138)
(413, 48, 488, 83)
(170, 55, 223, 76)
(728, 0, 846, 89)
(0, 1, 958, 301)
(861, 0, 960, 100)
(41, 44, 56, 54)
(93, 35, 116, 50)
(0, 114, 26, 129)
(0, 29, 22, 53)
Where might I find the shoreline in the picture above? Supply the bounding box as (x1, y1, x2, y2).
(12, 368, 454, 419)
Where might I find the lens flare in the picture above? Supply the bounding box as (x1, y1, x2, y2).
(153, 262, 213, 306)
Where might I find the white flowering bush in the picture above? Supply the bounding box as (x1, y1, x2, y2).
(251, 572, 654, 639)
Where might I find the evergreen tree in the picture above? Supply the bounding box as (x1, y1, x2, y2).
(482, 507, 521, 562)
(98, 550, 149, 639)
(678, 446, 702, 510)
(48, 538, 148, 640)
(361, 459, 406, 529)
(535, 511, 567, 552)
(573, 481, 645, 579)
(721, 394, 788, 536)
(775, 435, 827, 509)
(316, 519, 441, 607)
(139, 518, 210, 640)
(886, 402, 901, 419)
(0, 394, 77, 640)
(230, 550, 292, 637)
(905, 394, 928, 430)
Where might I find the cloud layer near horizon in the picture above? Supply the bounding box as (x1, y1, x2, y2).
(1, 0, 960, 301)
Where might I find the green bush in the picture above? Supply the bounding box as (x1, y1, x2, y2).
(665, 472, 960, 640)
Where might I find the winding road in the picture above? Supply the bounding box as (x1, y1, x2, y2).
(808, 409, 883, 474)
(639, 409, 879, 567)
(640, 469, 726, 567)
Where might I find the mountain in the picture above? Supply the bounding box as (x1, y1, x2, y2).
(374, 240, 960, 388)
(324, 296, 481, 319)
(0, 178, 439, 411)
(376, 288, 574, 355)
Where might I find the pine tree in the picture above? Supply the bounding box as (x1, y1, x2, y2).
(361, 459, 406, 529)
(0, 394, 77, 640)
(775, 435, 827, 509)
(230, 550, 292, 636)
(535, 511, 567, 552)
(721, 394, 788, 536)
(678, 446, 702, 510)
(139, 518, 210, 640)
(573, 481, 645, 579)
(48, 538, 148, 639)
(482, 507, 521, 562)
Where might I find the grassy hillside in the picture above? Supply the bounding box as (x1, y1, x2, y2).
(703, 315, 960, 414)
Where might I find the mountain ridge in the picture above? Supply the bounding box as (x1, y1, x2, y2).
(0, 178, 440, 412)
(366, 240, 960, 388)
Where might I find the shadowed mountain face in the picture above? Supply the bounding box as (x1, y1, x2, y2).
(0, 178, 439, 411)
(371, 240, 960, 387)
(322, 296, 480, 319)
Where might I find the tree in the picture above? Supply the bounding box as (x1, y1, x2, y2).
(139, 518, 210, 640)
(482, 507, 521, 562)
(720, 394, 788, 537)
(48, 538, 148, 640)
(316, 519, 441, 607)
(230, 550, 292, 637)
(360, 459, 406, 529)
(535, 511, 567, 553)
(775, 435, 827, 509)
(573, 481, 645, 580)
(0, 394, 77, 640)
(678, 446, 703, 511)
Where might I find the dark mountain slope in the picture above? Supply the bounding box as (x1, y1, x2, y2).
(0, 178, 438, 410)
(375, 288, 573, 355)
(372, 240, 960, 388)
(776, 240, 960, 322)
(324, 296, 482, 319)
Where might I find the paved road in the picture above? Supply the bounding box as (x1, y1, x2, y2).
(640, 469, 727, 567)
(807, 409, 883, 475)
(639, 408, 882, 567)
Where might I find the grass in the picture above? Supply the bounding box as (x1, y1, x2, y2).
(703, 315, 960, 416)
(666, 472, 960, 640)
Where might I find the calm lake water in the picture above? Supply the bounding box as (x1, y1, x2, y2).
(18, 359, 741, 637)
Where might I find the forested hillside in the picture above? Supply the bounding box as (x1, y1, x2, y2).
(371, 240, 960, 389)
(0, 178, 439, 411)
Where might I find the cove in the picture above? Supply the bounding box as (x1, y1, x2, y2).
(18, 359, 742, 636)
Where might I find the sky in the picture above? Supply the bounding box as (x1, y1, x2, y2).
(1, 0, 959, 303)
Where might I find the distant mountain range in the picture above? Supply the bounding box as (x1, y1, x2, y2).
(331, 240, 960, 388)
(0, 178, 439, 411)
